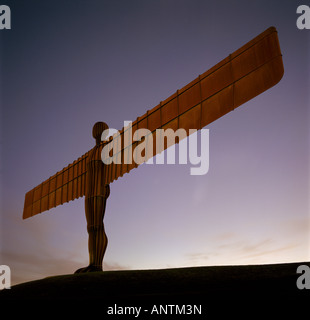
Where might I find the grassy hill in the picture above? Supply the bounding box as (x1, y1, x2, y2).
(1, 262, 309, 315)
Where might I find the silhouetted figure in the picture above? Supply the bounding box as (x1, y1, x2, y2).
(22, 27, 284, 275)
(75, 122, 110, 273)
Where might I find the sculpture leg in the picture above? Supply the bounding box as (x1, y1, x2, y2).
(75, 185, 110, 273)
(87, 202, 108, 271)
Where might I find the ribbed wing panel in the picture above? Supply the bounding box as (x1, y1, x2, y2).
(102, 27, 284, 184)
(23, 151, 89, 219)
(23, 27, 284, 218)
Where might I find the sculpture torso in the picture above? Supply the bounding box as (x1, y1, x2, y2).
(85, 145, 109, 198)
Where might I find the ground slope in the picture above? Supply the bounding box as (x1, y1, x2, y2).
(1, 262, 309, 304)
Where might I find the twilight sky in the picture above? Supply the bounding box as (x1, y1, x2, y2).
(1, 0, 309, 286)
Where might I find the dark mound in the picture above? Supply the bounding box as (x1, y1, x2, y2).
(1, 262, 309, 315)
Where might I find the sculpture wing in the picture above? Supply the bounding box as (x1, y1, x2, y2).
(23, 27, 284, 218)
(23, 151, 89, 219)
(103, 26, 284, 184)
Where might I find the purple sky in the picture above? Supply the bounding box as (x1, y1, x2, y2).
(1, 0, 309, 285)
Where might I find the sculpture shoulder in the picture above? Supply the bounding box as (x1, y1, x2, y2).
(87, 144, 103, 162)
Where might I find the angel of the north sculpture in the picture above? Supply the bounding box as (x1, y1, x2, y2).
(23, 27, 284, 273)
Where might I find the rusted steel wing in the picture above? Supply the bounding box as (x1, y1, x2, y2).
(23, 151, 89, 219)
(23, 26, 284, 219)
(102, 26, 284, 184)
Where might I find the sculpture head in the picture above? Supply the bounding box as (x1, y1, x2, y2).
(92, 121, 109, 145)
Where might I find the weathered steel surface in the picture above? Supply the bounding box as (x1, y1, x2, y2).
(102, 26, 284, 184)
(23, 151, 89, 219)
(23, 27, 284, 219)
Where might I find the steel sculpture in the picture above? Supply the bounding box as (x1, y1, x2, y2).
(23, 27, 284, 272)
